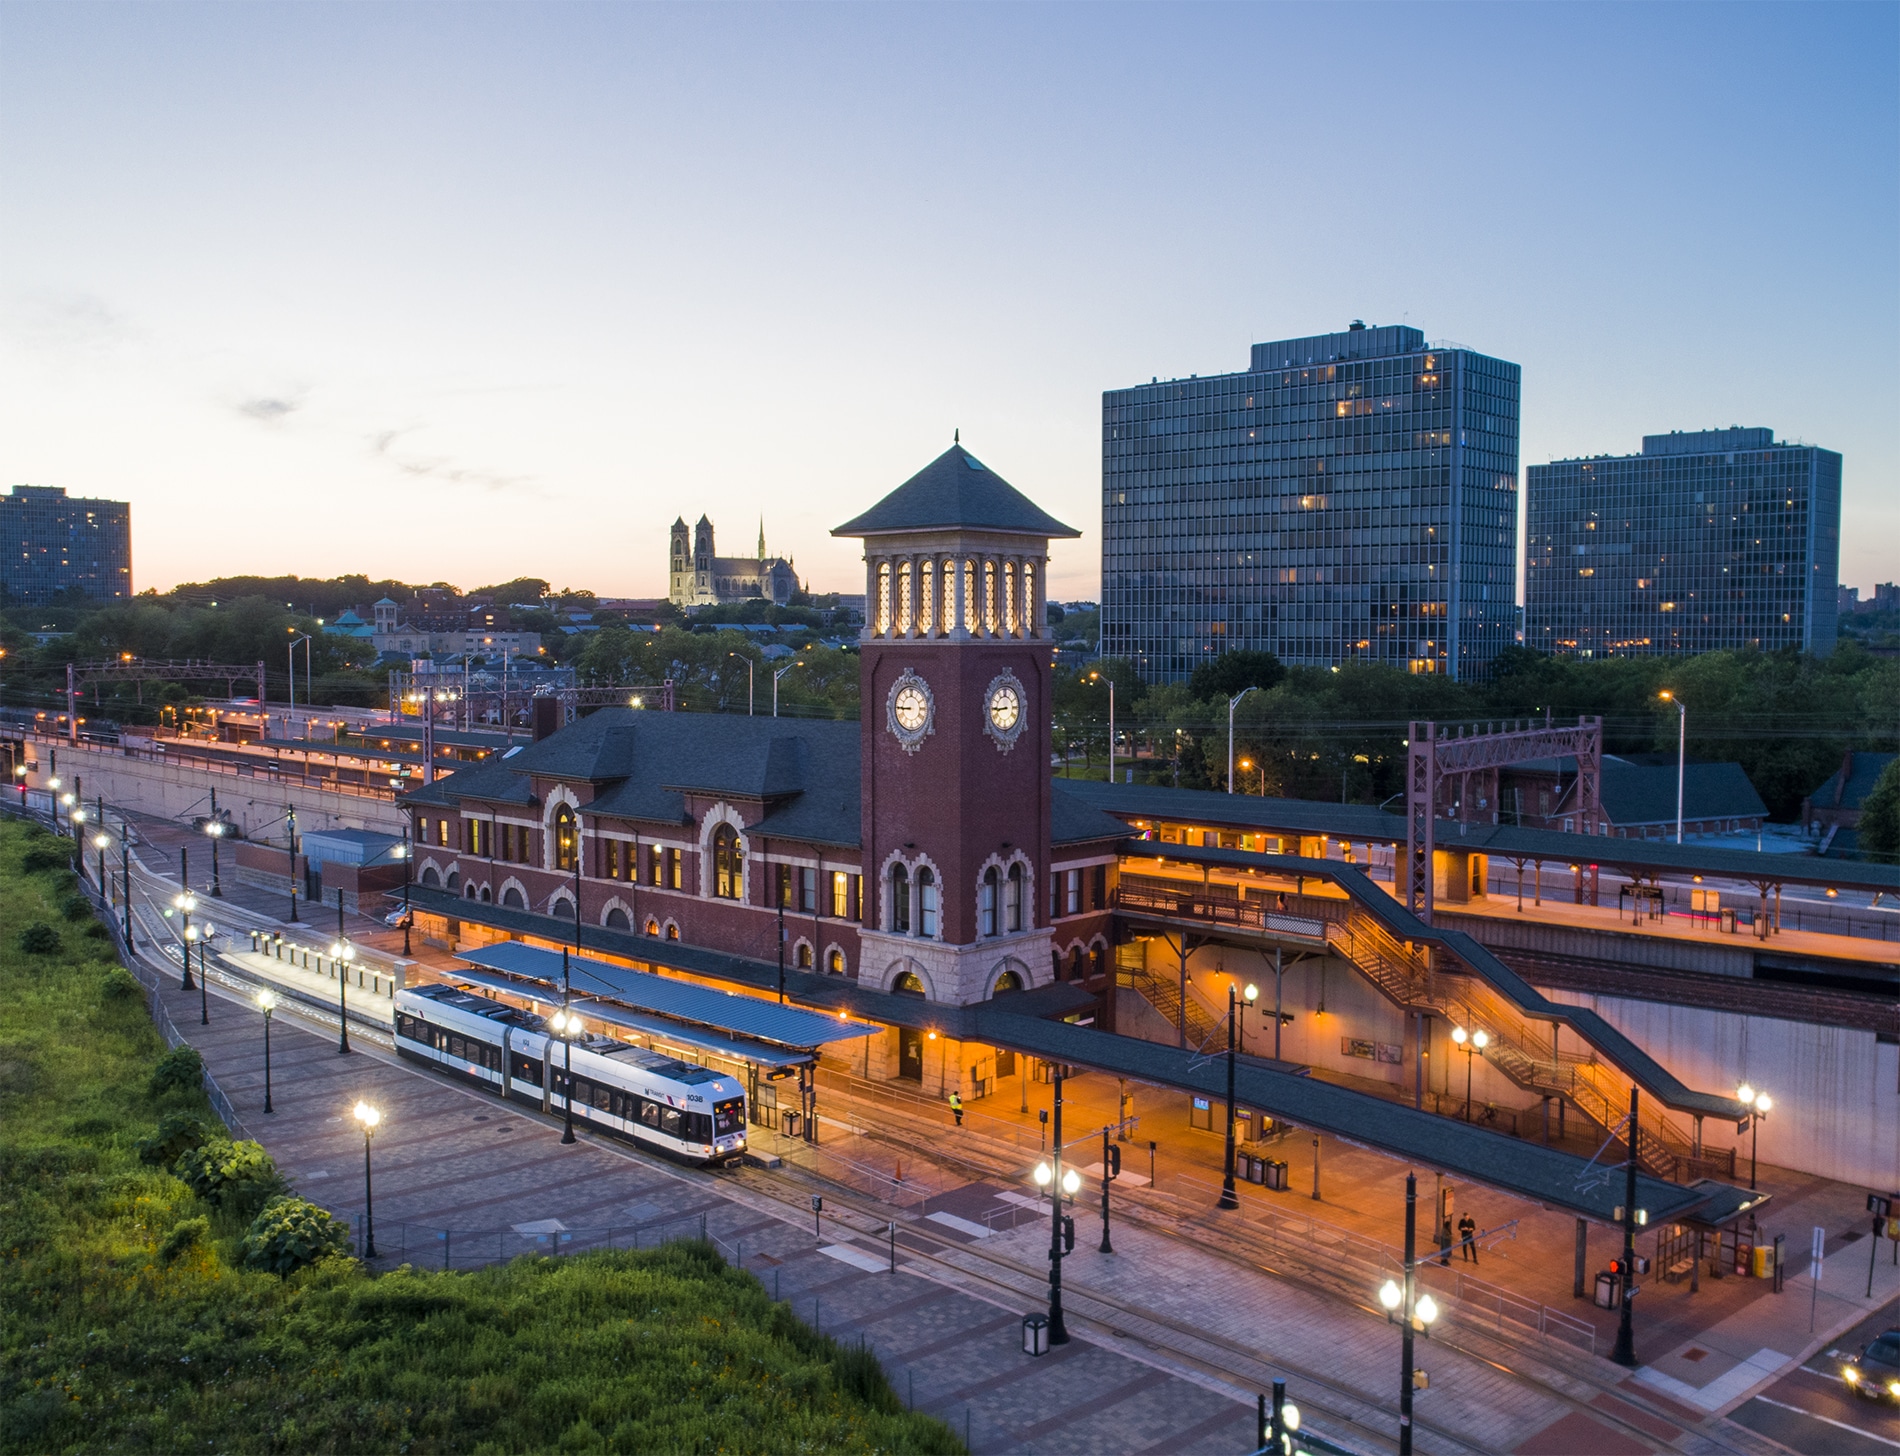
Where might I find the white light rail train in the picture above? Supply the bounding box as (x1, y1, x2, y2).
(395, 984, 747, 1166)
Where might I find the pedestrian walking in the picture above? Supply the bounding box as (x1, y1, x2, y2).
(948, 1090, 963, 1127)
(1437, 1217, 1454, 1268)
(1458, 1211, 1479, 1264)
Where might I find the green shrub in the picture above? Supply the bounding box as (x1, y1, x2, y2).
(20, 843, 73, 875)
(175, 1138, 283, 1217)
(84, 919, 111, 941)
(158, 1214, 210, 1264)
(136, 1111, 215, 1167)
(16, 922, 60, 955)
(100, 966, 142, 1002)
(148, 1044, 203, 1096)
(59, 891, 92, 922)
(241, 1195, 350, 1275)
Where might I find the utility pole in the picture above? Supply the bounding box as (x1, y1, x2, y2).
(1612, 1087, 1640, 1367)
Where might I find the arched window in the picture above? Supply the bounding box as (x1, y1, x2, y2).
(501, 886, 524, 909)
(552, 804, 578, 872)
(993, 969, 1023, 995)
(712, 823, 744, 900)
(826, 948, 846, 975)
(420, 865, 440, 888)
(893, 971, 926, 997)
(604, 907, 630, 930)
(1068, 945, 1085, 980)
(876, 561, 892, 636)
(1006, 863, 1025, 933)
(890, 863, 911, 934)
(796, 941, 813, 969)
(1089, 944, 1105, 979)
(644, 917, 661, 937)
(445, 868, 459, 891)
(465, 882, 479, 900)
(917, 867, 938, 938)
(479, 885, 492, 902)
(981, 867, 999, 937)
(665, 922, 680, 941)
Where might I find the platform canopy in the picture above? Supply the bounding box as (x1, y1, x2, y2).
(454, 942, 878, 1052)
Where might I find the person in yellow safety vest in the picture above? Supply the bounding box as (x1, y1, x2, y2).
(948, 1089, 964, 1126)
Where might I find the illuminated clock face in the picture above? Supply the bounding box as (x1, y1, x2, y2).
(984, 670, 1028, 752)
(988, 683, 1022, 733)
(886, 670, 933, 753)
(894, 686, 929, 732)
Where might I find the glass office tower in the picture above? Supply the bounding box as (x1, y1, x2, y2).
(1525, 428, 1841, 658)
(1101, 323, 1519, 682)
(0, 485, 133, 605)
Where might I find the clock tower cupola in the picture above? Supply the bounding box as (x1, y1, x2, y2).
(834, 442, 1081, 1006)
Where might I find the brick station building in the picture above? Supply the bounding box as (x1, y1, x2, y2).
(401, 444, 1126, 1091)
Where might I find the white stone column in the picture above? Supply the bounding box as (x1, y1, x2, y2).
(951, 556, 968, 641)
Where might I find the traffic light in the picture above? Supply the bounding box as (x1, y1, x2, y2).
(1106, 1145, 1121, 1179)
(1061, 1215, 1076, 1254)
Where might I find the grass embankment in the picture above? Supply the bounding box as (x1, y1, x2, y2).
(0, 818, 959, 1454)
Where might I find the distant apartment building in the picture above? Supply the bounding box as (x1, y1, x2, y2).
(1, 485, 132, 605)
(1525, 428, 1841, 658)
(1101, 323, 1520, 682)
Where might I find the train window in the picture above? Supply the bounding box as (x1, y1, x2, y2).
(591, 1083, 611, 1111)
(640, 1100, 660, 1128)
(512, 1053, 542, 1087)
(714, 1099, 744, 1136)
(686, 1112, 713, 1143)
(661, 1107, 684, 1137)
(448, 1035, 466, 1059)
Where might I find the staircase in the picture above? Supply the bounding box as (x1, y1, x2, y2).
(1322, 897, 1730, 1181)
(1126, 963, 1222, 1051)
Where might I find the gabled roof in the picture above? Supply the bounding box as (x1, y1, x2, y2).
(1052, 780, 1136, 846)
(1811, 752, 1897, 812)
(832, 445, 1080, 540)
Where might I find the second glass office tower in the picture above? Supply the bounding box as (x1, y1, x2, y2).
(1101, 323, 1520, 682)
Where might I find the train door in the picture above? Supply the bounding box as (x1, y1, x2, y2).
(898, 1027, 924, 1082)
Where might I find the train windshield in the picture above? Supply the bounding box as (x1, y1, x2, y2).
(714, 1098, 745, 1136)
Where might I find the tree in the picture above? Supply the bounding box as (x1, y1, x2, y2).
(1188, 650, 1285, 701)
(1860, 758, 1900, 863)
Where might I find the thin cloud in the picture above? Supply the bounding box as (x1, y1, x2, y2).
(238, 395, 301, 423)
(368, 427, 542, 497)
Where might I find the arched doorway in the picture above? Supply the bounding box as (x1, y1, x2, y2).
(993, 969, 1023, 995)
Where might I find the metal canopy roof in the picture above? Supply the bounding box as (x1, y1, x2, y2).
(436, 966, 809, 1069)
(454, 942, 877, 1051)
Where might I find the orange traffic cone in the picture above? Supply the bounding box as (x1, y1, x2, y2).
(894, 1160, 904, 1183)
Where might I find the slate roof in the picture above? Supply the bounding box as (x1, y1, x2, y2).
(832, 445, 1081, 540)
(400, 709, 862, 846)
(1051, 780, 1139, 847)
(1600, 759, 1766, 826)
(1810, 752, 1897, 813)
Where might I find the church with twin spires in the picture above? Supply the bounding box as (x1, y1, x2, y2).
(668, 515, 801, 608)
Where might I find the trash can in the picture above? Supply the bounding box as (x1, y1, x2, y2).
(1022, 1314, 1049, 1357)
(1247, 1155, 1265, 1184)
(781, 1111, 803, 1138)
(1720, 907, 1737, 934)
(1264, 1160, 1288, 1191)
(1752, 1244, 1773, 1278)
(1594, 1270, 1621, 1309)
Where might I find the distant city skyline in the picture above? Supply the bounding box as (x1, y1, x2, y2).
(2, 3, 1893, 601)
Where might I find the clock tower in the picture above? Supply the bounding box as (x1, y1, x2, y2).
(835, 443, 1080, 1006)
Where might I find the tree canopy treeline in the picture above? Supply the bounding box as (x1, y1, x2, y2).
(1053, 644, 1900, 822)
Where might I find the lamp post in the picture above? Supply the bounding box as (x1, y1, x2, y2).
(1611, 1088, 1641, 1368)
(727, 652, 755, 715)
(1376, 1174, 1440, 1454)
(354, 1101, 380, 1258)
(1031, 1066, 1081, 1344)
(288, 633, 311, 715)
(1220, 980, 1260, 1209)
(206, 788, 224, 896)
(1087, 671, 1116, 784)
(196, 923, 213, 1025)
(331, 890, 353, 1055)
(399, 827, 413, 955)
(772, 661, 803, 718)
(93, 831, 110, 899)
(1450, 1025, 1487, 1121)
(1227, 687, 1259, 794)
(173, 887, 198, 991)
(286, 806, 301, 923)
(1659, 692, 1686, 844)
(120, 834, 133, 946)
(552, 1005, 583, 1146)
(1736, 1084, 1771, 1191)
(257, 989, 276, 1113)
(13, 761, 25, 813)
(59, 790, 74, 835)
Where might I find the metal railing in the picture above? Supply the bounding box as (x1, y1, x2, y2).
(358, 1209, 739, 1268)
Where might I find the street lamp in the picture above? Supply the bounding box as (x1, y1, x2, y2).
(1220, 980, 1261, 1209)
(396, 831, 412, 955)
(173, 891, 198, 990)
(196, 923, 214, 1025)
(1086, 671, 1116, 785)
(1658, 691, 1686, 844)
(1378, 1174, 1440, 1455)
(92, 831, 110, 898)
(772, 661, 804, 718)
(1737, 1084, 1771, 1191)
(727, 652, 755, 715)
(1032, 1067, 1080, 1344)
(257, 989, 277, 1113)
(205, 814, 225, 898)
(12, 761, 25, 812)
(1227, 687, 1259, 794)
(551, 1008, 584, 1145)
(1450, 1026, 1488, 1121)
(330, 890, 355, 1055)
(354, 1101, 380, 1258)
(59, 791, 74, 834)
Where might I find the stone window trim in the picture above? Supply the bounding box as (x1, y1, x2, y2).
(417, 855, 453, 888)
(497, 875, 530, 909)
(974, 849, 1035, 935)
(876, 847, 944, 941)
(547, 889, 578, 921)
(695, 802, 750, 901)
(791, 936, 815, 970)
(541, 785, 583, 874)
(879, 955, 936, 999)
(598, 895, 634, 928)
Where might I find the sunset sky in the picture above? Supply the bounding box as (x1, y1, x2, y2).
(3, 3, 1893, 601)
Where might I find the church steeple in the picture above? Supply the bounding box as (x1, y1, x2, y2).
(758, 517, 767, 562)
